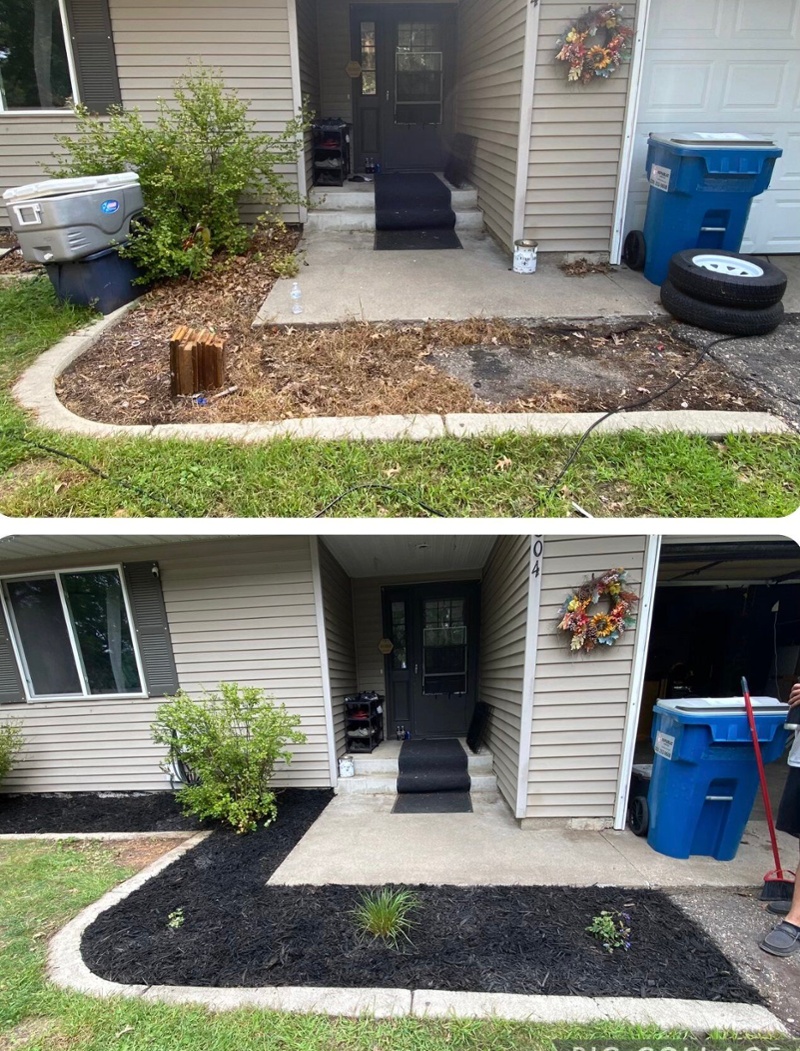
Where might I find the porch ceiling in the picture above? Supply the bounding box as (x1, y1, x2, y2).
(322, 535, 496, 578)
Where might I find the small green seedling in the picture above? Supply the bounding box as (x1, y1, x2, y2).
(167, 908, 185, 930)
(586, 908, 632, 953)
(353, 888, 420, 948)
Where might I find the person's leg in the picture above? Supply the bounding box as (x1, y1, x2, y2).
(760, 767, 800, 956)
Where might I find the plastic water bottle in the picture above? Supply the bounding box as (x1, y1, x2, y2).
(290, 281, 302, 314)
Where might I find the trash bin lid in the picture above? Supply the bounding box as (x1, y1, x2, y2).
(656, 695, 786, 715)
(2, 172, 140, 204)
(649, 132, 777, 149)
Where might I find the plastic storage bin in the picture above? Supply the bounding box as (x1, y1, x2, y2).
(2, 173, 143, 264)
(647, 695, 789, 861)
(44, 246, 148, 315)
(641, 132, 782, 286)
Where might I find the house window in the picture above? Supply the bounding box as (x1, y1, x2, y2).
(1, 567, 144, 699)
(0, 0, 78, 111)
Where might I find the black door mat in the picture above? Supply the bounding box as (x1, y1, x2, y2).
(391, 791, 473, 814)
(374, 172, 460, 252)
(81, 800, 761, 1002)
(0, 791, 205, 834)
(397, 738, 471, 794)
(374, 228, 462, 251)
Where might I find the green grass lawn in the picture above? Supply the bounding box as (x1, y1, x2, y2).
(1, 277, 798, 518)
(0, 838, 745, 1051)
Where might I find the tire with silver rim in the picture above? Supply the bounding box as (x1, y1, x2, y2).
(668, 249, 786, 309)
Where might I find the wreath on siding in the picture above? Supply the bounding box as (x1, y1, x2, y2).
(555, 4, 634, 84)
(557, 568, 639, 653)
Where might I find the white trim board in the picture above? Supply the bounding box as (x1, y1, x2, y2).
(515, 535, 544, 820)
(309, 537, 339, 788)
(512, 0, 542, 246)
(612, 534, 662, 831)
(286, 0, 309, 224)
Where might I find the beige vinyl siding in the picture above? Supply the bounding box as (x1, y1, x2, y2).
(318, 541, 357, 758)
(455, 0, 527, 249)
(526, 535, 646, 822)
(1, 0, 301, 224)
(524, 0, 638, 253)
(296, 0, 321, 190)
(478, 535, 531, 811)
(0, 537, 332, 793)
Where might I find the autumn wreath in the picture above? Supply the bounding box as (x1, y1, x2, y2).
(555, 4, 634, 84)
(557, 568, 639, 653)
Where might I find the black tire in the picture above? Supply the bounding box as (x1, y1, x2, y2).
(660, 279, 784, 336)
(623, 229, 646, 271)
(629, 796, 649, 837)
(668, 249, 787, 308)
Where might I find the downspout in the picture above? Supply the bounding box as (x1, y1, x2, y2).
(511, 0, 541, 245)
(611, 533, 662, 830)
(286, 0, 309, 224)
(309, 537, 339, 787)
(515, 534, 544, 820)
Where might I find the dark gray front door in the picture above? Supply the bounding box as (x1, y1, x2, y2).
(383, 581, 479, 737)
(351, 4, 456, 173)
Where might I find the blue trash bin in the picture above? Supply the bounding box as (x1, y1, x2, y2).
(646, 696, 790, 861)
(640, 133, 783, 286)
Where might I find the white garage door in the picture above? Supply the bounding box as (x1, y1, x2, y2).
(625, 0, 800, 254)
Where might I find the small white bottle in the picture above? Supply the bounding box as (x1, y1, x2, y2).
(290, 281, 302, 315)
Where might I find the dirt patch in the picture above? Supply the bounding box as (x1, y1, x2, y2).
(82, 790, 758, 1003)
(58, 298, 766, 425)
(0, 231, 41, 276)
(0, 1018, 62, 1051)
(560, 258, 614, 278)
(109, 837, 189, 872)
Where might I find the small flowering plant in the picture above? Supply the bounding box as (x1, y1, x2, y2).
(557, 568, 638, 653)
(587, 909, 632, 953)
(555, 5, 634, 84)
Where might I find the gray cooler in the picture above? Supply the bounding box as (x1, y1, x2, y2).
(2, 173, 144, 264)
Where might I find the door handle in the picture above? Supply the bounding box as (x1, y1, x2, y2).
(414, 663, 419, 674)
(386, 90, 390, 102)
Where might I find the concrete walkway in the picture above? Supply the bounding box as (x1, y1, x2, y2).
(255, 230, 800, 326)
(269, 793, 798, 889)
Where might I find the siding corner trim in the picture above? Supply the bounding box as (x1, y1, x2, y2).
(515, 534, 544, 819)
(309, 537, 338, 787)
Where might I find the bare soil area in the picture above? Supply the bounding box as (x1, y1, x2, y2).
(54, 235, 766, 425)
(0, 230, 40, 276)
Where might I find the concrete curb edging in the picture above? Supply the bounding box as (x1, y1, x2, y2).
(47, 834, 788, 1032)
(14, 311, 791, 441)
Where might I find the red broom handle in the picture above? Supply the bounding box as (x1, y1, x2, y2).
(741, 676, 785, 879)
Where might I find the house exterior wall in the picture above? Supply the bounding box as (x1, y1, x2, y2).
(523, 0, 639, 254)
(296, 0, 321, 191)
(455, 0, 527, 249)
(318, 541, 357, 759)
(0, 0, 300, 224)
(0, 537, 332, 792)
(478, 535, 531, 812)
(524, 535, 647, 824)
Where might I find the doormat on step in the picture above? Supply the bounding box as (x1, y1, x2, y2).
(397, 738, 471, 794)
(374, 172, 462, 251)
(391, 790, 473, 814)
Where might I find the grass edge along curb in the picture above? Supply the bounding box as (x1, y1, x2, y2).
(46, 833, 787, 1032)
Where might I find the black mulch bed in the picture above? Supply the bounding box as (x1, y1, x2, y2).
(82, 789, 760, 1003)
(0, 792, 205, 834)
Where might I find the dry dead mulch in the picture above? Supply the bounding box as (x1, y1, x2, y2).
(559, 257, 614, 277)
(0, 231, 40, 275)
(57, 238, 765, 425)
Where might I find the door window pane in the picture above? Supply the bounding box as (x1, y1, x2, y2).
(5, 578, 82, 696)
(390, 600, 408, 670)
(395, 21, 442, 124)
(0, 0, 73, 110)
(360, 21, 376, 96)
(422, 599, 467, 694)
(62, 571, 141, 695)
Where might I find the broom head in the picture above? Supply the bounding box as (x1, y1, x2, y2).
(759, 867, 796, 901)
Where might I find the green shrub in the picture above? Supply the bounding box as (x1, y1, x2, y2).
(48, 65, 308, 283)
(0, 721, 23, 785)
(353, 888, 420, 948)
(586, 909, 632, 953)
(151, 683, 306, 833)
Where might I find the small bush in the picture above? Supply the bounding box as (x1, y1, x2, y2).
(152, 683, 306, 833)
(586, 908, 631, 953)
(353, 888, 420, 948)
(0, 721, 23, 785)
(48, 65, 308, 284)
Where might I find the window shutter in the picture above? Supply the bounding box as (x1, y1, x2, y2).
(0, 601, 25, 705)
(123, 562, 179, 697)
(63, 0, 122, 114)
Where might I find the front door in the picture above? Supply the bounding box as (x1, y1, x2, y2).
(351, 4, 456, 173)
(382, 581, 479, 737)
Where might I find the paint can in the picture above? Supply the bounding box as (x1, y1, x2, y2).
(513, 239, 538, 274)
(338, 755, 355, 778)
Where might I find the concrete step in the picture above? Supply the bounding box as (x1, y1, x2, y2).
(309, 187, 479, 211)
(352, 750, 493, 776)
(305, 208, 484, 233)
(337, 772, 498, 795)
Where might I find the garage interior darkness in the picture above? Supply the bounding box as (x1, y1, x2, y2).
(632, 538, 800, 821)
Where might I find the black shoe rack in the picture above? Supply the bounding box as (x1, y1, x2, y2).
(345, 692, 384, 753)
(312, 118, 351, 187)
